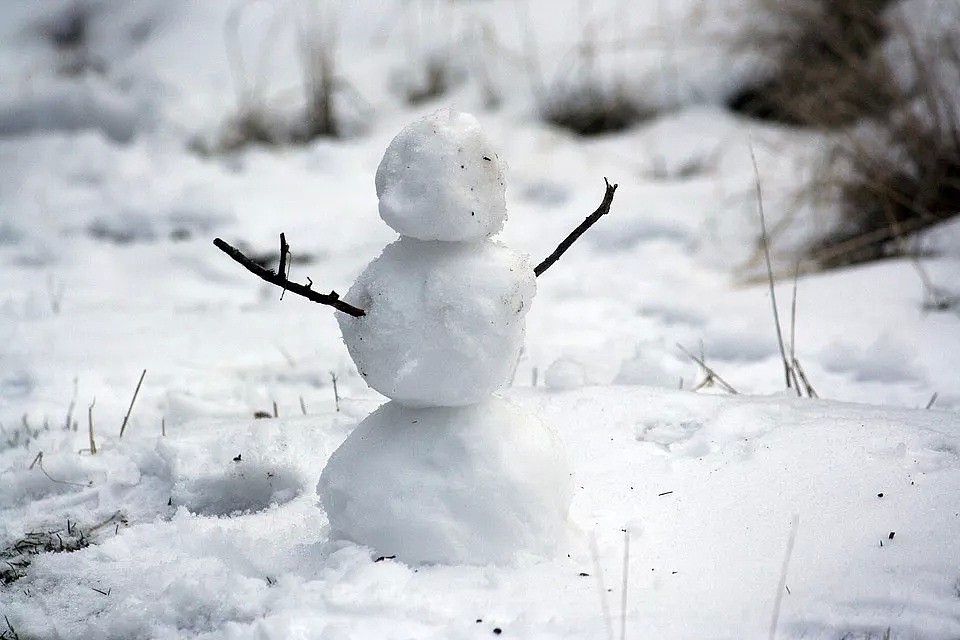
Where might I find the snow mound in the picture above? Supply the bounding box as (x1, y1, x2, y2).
(318, 397, 573, 565)
(375, 109, 507, 242)
(337, 237, 536, 407)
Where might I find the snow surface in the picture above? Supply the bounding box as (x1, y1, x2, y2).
(337, 236, 535, 407)
(318, 398, 572, 565)
(2, 388, 959, 639)
(376, 109, 509, 241)
(2, 0, 960, 637)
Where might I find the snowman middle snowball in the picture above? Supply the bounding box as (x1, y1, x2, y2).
(337, 109, 536, 407)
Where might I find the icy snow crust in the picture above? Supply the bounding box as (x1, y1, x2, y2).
(375, 109, 508, 241)
(318, 397, 572, 565)
(337, 237, 536, 407)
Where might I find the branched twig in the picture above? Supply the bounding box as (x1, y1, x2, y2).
(213, 236, 365, 317)
(535, 178, 618, 277)
(118, 369, 146, 439)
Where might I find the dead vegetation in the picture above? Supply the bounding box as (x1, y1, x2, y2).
(807, 31, 960, 271)
(517, 0, 655, 136)
(197, 0, 370, 154)
(0, 512, 125, 585)
(727, 0, 897, 127)
(541, 80, 654, 136)
(1, 523, 89, 585)
(37, 1, 106, 76)
(729, 0, 960, 279)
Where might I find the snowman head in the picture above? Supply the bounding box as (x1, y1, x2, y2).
(375, 109, 507, 242)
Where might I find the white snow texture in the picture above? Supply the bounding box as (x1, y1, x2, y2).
(318, 397, 573, 565)
(336, 236, 536, 407)
(375, 109, 508, 241)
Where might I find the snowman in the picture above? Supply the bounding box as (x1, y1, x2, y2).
(214, 108, 617, 565)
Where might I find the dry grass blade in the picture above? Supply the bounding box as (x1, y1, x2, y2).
(119, 369, 147, 439)
(677, 344, 739, 395)
(620, 529, 630, 640)
(2, 615, 20, 640)
(769, 514, 800, 640)
(589, 532, 614, 640)
(330, 372, 340, 412)
(87, 397, 96, 454)
(748, 143, 794, 392)
(29, 452, 90, 488)
(792, 358, 818, 398)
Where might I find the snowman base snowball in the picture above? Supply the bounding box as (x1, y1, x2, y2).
(318, 397, 573, 565)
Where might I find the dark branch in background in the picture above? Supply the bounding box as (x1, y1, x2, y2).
(213, 236, 366, 317)
(534, 178, 618, 277)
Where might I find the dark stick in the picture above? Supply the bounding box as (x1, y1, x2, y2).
(213, 237, 365, 317)
(278, 233, 290, 300)
(534, 178, 618, 277)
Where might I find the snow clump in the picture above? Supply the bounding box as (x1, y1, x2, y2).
(545, 356, 587, 390)
(375, 108, 508, 241)
(318, 397, 573, 565)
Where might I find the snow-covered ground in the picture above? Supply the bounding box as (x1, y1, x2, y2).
(2, 1, 959, 638)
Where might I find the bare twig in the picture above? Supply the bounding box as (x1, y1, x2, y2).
(769, 515, 800, 640)
(118, 369, 146, 439)
(535, 178, 618, 277)
(87, 398, 96, 454)
(161, 417, 166, 437)
(299, 395, 307, 415)
(925, 392, 938, 409)
(749, 144, 793, 390)
(213, 236, 365, 317)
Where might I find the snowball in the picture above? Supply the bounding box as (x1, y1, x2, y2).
(318, 398, 573, 565)
(337, 237, 536, 407)
(544, 357, 587, 390)
(375, 109, 507, 241)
